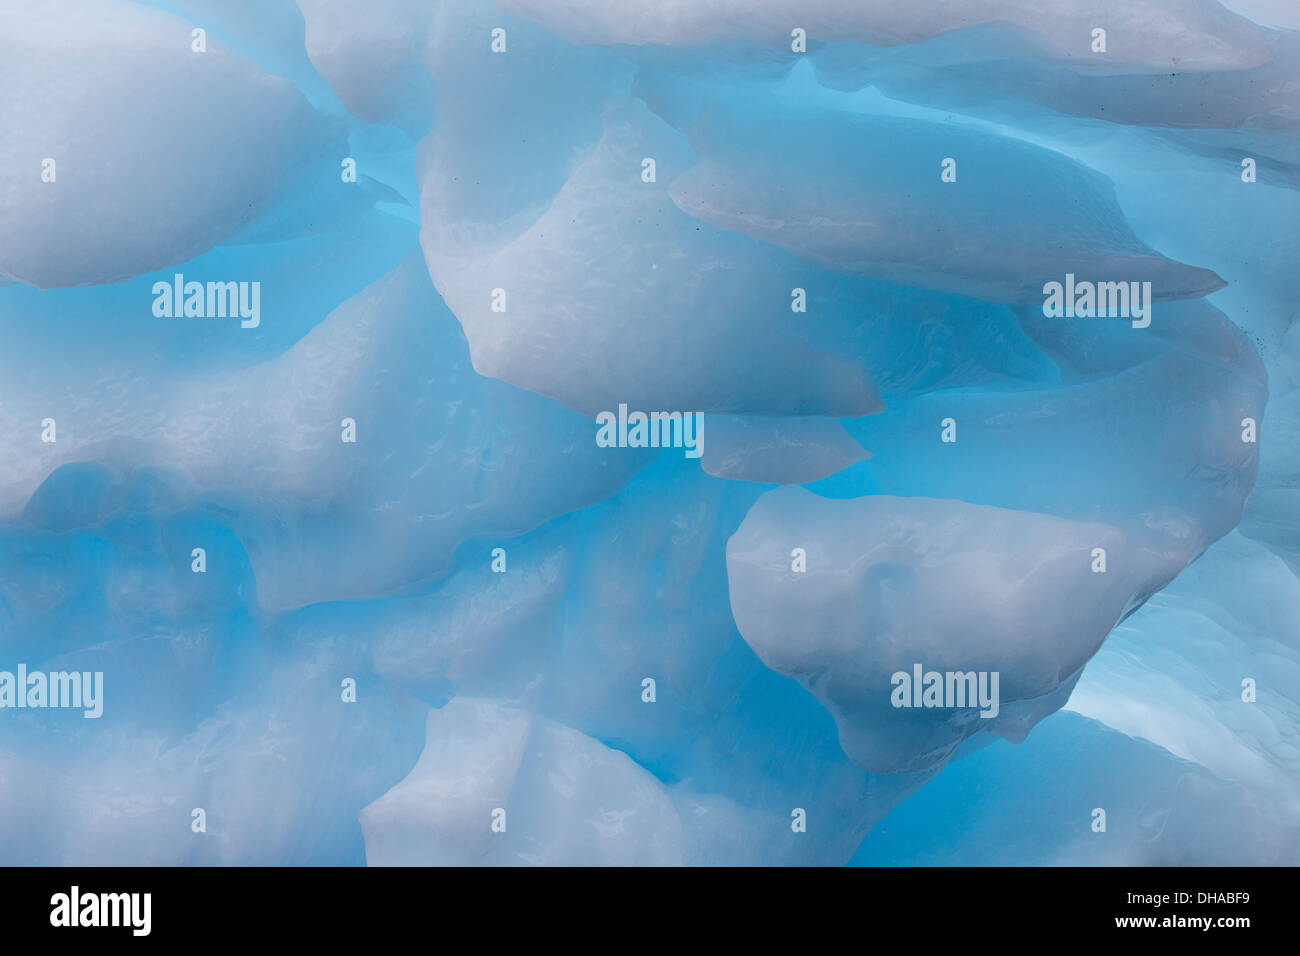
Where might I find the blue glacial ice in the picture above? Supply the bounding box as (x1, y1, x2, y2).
(0, 0, 1298, 866)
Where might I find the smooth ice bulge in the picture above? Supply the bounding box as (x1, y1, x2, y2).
(360, 698, 687, 866)
(492, 0, 1275, 71)
(0, 0, 334, 288)
(667, 106, 1226, 305)
(726, 489, 1179, 774)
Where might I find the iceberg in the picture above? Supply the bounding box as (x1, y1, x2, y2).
(0, 0, 1296, 868)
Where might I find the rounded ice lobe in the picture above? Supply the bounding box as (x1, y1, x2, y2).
(420, 99, 882, 417)
(886, 31, 1300, 132)
(494, 0, 1275, 72)
(359, 698, 686, 866)
(667, 108, 1227, 305)
(296, 0, 435, 129)
(726, 488, 1182, 774)
(0, 0, 329, 287)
